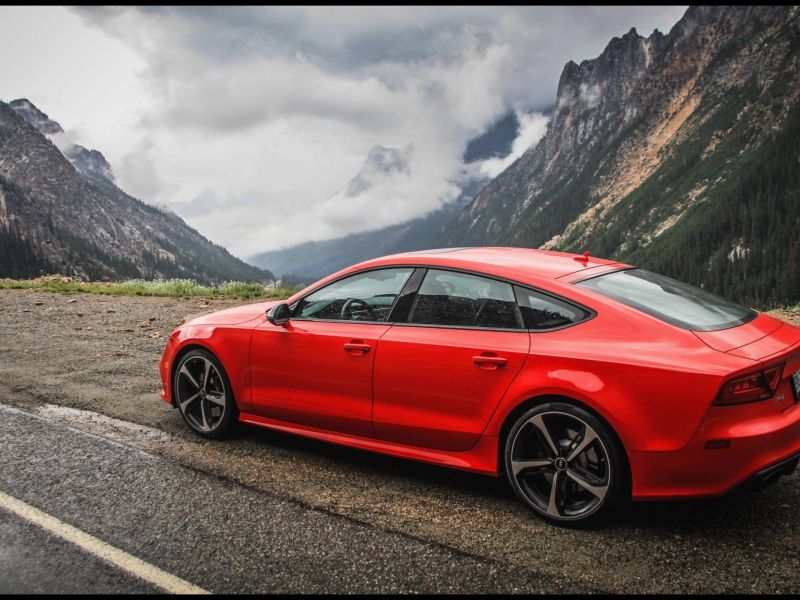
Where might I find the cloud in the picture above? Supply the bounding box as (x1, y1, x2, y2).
(158, 58, 402, 134)
(57, 6, 687, 256)
(478, 111, 550, 178)
(117, 135, 173, 201)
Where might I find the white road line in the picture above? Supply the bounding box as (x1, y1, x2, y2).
(0, 490, 210, 595)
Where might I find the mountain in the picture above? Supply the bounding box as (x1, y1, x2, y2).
(8, 99, 116, 187)
(0, 99, 271, 283)
(249, 113, 522, 281)
(342, 145, 411, 197)
(439, 6, 800, 307)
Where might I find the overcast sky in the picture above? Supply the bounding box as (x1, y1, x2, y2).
(0, 6, 686, 258)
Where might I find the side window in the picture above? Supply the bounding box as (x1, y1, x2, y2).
(407, 269, 523, 329)
(294, 268, 414, 322)
(514, 286, 589, 330)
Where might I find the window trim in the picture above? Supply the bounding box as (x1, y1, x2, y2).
(287, 263, 596, 332)
(570, 266, 632, 285)
(513, 285, 594, 333)
(386, 267, 427, 323)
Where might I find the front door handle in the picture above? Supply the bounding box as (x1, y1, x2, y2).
(344, 342, 371, 355)
(472, 354, 507, 369)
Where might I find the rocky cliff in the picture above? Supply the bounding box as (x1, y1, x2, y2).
(0, 99, 271, 283)
(440, 6, 800, 306)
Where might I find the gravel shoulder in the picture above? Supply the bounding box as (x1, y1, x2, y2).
(1, 288, 799, 593)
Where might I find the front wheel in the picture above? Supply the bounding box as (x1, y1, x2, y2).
(173, 349, 237, 438)
(504, 401, 628, 526)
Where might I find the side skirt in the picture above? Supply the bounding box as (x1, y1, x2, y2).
(238, 411, 500, 476)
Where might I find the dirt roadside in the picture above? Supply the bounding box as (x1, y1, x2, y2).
(1, 288, 799, 593)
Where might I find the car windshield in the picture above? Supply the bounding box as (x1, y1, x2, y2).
(576, 268, 756, 331)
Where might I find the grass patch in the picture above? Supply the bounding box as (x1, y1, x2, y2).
(0, 276, 300, 300)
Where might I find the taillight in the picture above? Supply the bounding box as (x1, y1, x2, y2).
(714, 364, 785, 406)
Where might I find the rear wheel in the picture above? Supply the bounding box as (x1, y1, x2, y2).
(504, 401, 627, 526)
(173, 349, 236, 438)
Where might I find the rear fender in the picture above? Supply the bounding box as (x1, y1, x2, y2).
(484, 355, 743, 453)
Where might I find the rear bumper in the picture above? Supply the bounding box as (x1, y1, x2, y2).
(738, 452, 799, 491)
(630, 401, 800, 500)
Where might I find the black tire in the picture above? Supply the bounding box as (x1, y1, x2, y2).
(172, 348, 237, 439)
(503, 401, 628, 526)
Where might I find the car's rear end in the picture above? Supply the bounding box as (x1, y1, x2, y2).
(631, 322, 800, 499)
(574, 268, 800, 500)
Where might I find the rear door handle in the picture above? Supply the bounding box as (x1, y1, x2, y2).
(344, 342, 371, 355)
(472, 354, 507, 369)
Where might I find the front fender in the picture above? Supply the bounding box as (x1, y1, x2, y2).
(160, 321, 260, 413)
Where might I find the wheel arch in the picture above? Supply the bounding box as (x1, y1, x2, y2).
(169, 342, 218, 407)
(496, 393, 631, 484)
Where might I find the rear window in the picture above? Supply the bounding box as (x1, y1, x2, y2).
(514, 286, 590, 330)
(576, 268, 756, 332)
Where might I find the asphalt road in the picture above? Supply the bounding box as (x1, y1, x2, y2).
(1, 290, 799, 593)
(0, 403, 587, 594)
(0, 508, 157, 594)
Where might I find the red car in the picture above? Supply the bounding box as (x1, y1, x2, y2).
(159, 247, 800, 525)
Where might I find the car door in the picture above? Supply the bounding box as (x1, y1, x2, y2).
(250, 267, 415, 437)
(372, 268, 530, 451)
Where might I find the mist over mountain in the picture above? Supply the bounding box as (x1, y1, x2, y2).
(344, 145, 412, 197)
(248, 112, 524, 280)
(248, 182, 481, 283)
(0, 99, 271, 283)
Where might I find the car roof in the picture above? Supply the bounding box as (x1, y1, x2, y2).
(354, 247, 630, 285)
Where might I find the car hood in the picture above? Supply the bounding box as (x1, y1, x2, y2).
(693, 312, 800, 360)
(183, 300, 281, 326)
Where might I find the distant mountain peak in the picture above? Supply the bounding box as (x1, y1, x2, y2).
(8, 98, 65, 136)
(344, 144, 412, 197)
(365, 144, 411, 170)
(9, 97, 115, 185)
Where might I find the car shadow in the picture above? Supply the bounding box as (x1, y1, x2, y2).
(222, 419, 798, 532)
(607, 480, 798, 535)
(229, 421, 513, 500)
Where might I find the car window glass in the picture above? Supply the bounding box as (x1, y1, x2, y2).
(576, 268, 756, 331)
(515, 287, 589, 330)
(408, 269, 523, 329)
(295, 268, 414, 322)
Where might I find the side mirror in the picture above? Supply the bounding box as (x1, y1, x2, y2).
(267, 303, 291, 327)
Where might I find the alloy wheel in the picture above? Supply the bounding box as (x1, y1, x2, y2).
(175, 355, 228, 433)
(509, 410, 611, 521)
